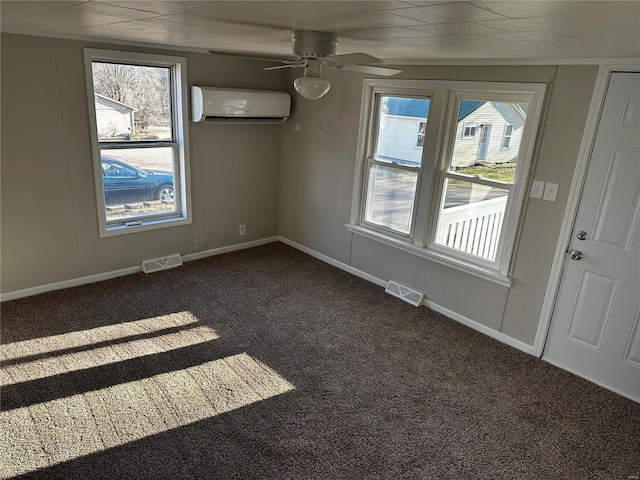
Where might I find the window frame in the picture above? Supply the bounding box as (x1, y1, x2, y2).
(357, 86, 446, 241)
(348, 79, 546, 285)
(83, 48, 191, 238)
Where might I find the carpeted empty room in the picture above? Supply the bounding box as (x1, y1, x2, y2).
(1, 243, 639, 479)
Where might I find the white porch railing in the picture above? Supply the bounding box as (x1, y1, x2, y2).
(435, 196, 507, 261)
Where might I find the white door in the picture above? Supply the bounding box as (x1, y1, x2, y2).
(544, 72, 640, 401)
(477, 124, 491, 161)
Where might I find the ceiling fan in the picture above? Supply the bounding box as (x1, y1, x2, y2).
(211, 31, 402, 100)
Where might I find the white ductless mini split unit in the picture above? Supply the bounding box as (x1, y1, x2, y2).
(191, 86, 291, 124)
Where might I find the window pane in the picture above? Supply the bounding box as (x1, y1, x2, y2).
(364, 164, 418, 235)
(375, 96, 430, 166)
(451, 100, 527, 182)
(501, 124, 513, 150)
(462, 122, 478, 138)
(92, 62, 172, 142)
(101, 148, 176, 222)
(435, 180, 509, 261)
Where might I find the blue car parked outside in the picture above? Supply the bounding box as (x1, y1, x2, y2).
(101, 157, 174, 206)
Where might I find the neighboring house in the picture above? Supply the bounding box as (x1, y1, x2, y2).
(377, 97, 430, 166)
(94, 93, 136, 138)
(377, 98, 525, 168)
(452, 100, 526, 168)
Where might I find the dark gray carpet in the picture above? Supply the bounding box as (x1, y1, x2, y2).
(1, 242, 639, 479)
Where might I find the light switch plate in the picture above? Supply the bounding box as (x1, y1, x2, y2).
(530, 180, 545, 199)
(543, 182, 559, 202)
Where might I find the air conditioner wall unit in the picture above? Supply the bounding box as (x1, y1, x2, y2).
(191, 86, 291, 124)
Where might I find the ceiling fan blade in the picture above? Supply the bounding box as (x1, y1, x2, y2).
(321, 52, 401, 76)
(324, 53, 381, 66)
(209, 50, 297, 63)
(332, 64, 403, 77)
(262, 64, 304, 71)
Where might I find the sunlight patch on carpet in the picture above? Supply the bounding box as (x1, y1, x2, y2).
(0, 324, 219, 386)
(0, 352, 294, 478)
(0, 311, 202, 362)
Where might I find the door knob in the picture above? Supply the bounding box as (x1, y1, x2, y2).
(576, 231, 588, 240)
(569, 250, 583, 260)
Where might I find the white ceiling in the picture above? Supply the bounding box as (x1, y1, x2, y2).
(2, 1, 639, 64)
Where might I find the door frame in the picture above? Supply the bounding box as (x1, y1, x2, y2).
(533, 65, 640, 363)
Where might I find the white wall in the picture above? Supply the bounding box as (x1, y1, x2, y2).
(279, 64, 598, 346)
(0, 33, 287, 293)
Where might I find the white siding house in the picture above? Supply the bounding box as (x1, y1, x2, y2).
(377, 98, 525, 168)
(451, 101, 525, 168)
(377, 115, 425, 165)
(94, 93, 136, 139)
(376, 97, 429, 166)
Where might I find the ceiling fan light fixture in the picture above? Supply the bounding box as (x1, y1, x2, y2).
(254, 31, 401, 99)
(294, 76, 331, 100)
(293, 58, 331, 100)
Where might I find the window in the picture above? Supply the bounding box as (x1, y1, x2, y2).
(350, 80, 546, 283)
(462, 122, 478, 138)
(362, 95, 430, 236)
(84, 49, 191, 237)
(501, 124, 514, 150)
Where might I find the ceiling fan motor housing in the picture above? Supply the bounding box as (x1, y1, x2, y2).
(292, 31, 337, 58)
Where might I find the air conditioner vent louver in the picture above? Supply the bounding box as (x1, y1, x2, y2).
(142, 254, 182, 273)
(385, 280, 424, 307)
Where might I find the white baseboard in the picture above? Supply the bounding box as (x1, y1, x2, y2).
(182, 237, 279, 262)
(1, 234, 534, 356)
(279, 236, 533, 355)
(423, 300, 533, 354)
(1, 237, 280, 302)
(0, 265, 142, 302)
(278, 236, 386, 288)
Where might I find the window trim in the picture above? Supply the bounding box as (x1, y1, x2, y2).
(349, 79, 546, 284)
(83, 48, 191, 238)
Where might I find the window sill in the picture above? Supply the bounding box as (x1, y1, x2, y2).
(345, 223, 512, 287)
(100, 215, 191, 238)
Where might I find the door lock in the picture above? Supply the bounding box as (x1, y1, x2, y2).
(576, 230, 588, 241)
(569, 250, 583, 261)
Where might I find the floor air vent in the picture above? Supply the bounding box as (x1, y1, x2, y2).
(385, 280, 424, 307)
(142, 254, 183, 273)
